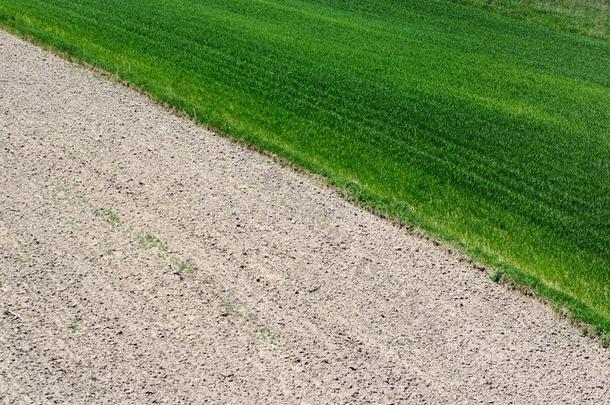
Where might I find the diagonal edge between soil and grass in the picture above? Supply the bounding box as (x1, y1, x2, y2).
(1, 20, 608, 346)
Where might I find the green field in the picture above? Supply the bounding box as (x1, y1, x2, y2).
(1, 1, 609, 334)
(460, 0, 610, 40)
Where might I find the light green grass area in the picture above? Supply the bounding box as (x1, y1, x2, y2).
(1, 0, 608, 334)
(457, 0, 610, 40)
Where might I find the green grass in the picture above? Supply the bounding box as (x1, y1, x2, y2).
(1, 0, 609, 334)
(456, 0, 610, 40)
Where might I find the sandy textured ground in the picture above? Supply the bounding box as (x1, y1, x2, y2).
(1, 30, 609, 404)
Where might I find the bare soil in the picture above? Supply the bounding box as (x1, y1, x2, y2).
(1, 30, 609, 403)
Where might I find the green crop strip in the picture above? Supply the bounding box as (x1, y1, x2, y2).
(1, 0, 608, 335)
(456, 0, 610, 41)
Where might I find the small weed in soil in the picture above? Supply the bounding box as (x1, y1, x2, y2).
(97, 207, 122, 227)
(138, 233, 168, 251)
(67, 317, 81, 333)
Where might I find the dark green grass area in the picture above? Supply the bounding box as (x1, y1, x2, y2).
(2, 1, 609, 333)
